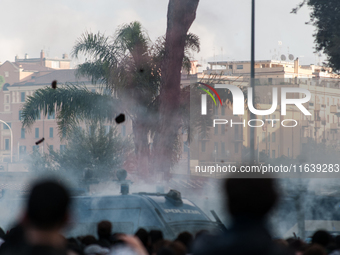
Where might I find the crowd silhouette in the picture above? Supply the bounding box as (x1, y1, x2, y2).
(0, 178, 338, 255)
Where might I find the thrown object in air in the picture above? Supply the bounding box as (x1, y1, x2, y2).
(35, 138, 45, 145)
(115, 114, 125, 124)
(51, 80, 57, 89)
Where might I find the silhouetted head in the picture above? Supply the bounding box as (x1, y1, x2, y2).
(97, 221, 112, 240)
(312, 230, 332, 247)
(335, 235, 340, 249)
(135, 228, 149, 249)
(224, 178, 278, 219)
(26, 180, 70, 230)
(175, 231, 193, 251)
(149, 230, 163, 244)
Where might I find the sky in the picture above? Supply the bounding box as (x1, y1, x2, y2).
(0, 0, 325, 68)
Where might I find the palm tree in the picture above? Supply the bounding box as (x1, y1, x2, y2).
(22, 21, 200, 179)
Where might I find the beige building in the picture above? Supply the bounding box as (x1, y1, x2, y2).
(200, 59, 340, 161)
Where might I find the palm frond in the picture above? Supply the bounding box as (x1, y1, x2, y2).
(21, 85, 121, 135)
(72, 31, 114, 61)
(185, 33, 200, 53)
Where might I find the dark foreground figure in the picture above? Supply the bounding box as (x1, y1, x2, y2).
(0, 180, 70, 255)
(193, 178, 291, 255)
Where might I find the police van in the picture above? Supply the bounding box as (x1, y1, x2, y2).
(68, 187, 225, 239)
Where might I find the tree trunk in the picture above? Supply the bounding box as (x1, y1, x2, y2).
(132, 118, 150, 179)
(151, 0, 199, 180)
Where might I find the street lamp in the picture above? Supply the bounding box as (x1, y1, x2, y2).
(0, 120, 13, 163)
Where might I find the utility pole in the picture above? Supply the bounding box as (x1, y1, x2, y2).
(250, 0, 256, 163)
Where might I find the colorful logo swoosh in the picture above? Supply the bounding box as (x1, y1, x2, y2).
(199, 82, 223, 106)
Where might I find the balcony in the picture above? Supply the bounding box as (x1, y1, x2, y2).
(330, 105, 340, 116)
(331, 123, 340, 130)
(301, 120, 309, 127)
(233, 137, 243, 143)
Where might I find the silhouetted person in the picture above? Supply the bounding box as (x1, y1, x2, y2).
(149, 230, 163, 245)
(311, 230, 332, 248)
(329, 235, 340, 255)
(135, 228, 149, 250)
(96, 221, 112, 248)
(0, 179, 71, 255)
(175, 232, 193, 253)
(193, 177, 290, 255)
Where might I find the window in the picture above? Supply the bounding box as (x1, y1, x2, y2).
(236, 65, 243, 69)
(21, 92, 25, 102)
(235, 125, 239, 140)
(228, 65, 233, 70)
(19, 146, 26, 154)
(234, 143, 239, 153)
(201, 141, 206, 152)
(122, 125, 126, 137)
(49, 127, 53, 138)
(19, 110, 22, 120)
(272, 132, 276, 142)
(272, 114, 277, 121)
(214, 125, 218, 135)
(48, 111, 55, 119)
(221, 106, 225, 116)
(214, 142, 218, 156)
(60, 145, 66, 152)
(3, 123, 11, 129)
(221, 125, 225, 135)
(4, 71, 9, 78)
(221, 142, 225, 155)
(262, 132, 266, 142)
(21, 128, 25, 139)
(5, 95, 10, 103)
(49, 145, 53, 152)
(51, 61, 60, 68)
(268, 78, 273, 85)
(35, 128, 39, 138)
(5, 139, 9, 150)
